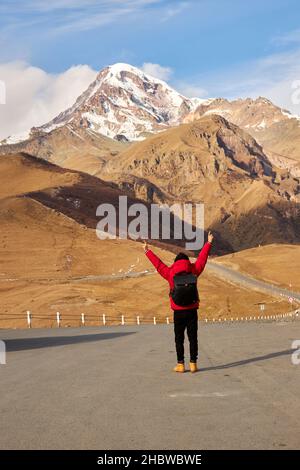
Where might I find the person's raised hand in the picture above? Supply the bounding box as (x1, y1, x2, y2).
(142, 240, 149, 252)
(208, 231, 214, 244)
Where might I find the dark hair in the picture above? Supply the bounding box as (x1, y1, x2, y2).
(174, 252, 189, 262)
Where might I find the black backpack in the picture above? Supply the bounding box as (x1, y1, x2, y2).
(170, 272, 199, 306)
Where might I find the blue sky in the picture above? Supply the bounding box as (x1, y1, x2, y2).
(1, 0, 300, 138)
(0, 0, 299, 82)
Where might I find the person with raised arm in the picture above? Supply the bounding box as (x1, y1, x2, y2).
(143, 232, 214, 373)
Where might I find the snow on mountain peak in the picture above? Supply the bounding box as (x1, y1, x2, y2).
(0, 129, 31, 146)
(99, 62, 190, 111)
(27, 62, 206, 142)
(104, 63, 176, 92)
(4, 62, 297, 146)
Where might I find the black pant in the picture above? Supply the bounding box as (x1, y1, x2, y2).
(173, 309, 198, 363)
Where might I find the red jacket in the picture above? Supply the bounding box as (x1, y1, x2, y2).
(145, 242, 212, 311)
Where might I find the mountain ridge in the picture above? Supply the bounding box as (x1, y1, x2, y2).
(2, 62, 300, 173)
(1, 63, 205, 145)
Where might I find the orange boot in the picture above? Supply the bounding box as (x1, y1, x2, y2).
(189, 362, 198, 373)
(173, 363, 185, 373)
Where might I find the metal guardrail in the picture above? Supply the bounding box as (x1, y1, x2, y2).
(0, 309, 299, 328)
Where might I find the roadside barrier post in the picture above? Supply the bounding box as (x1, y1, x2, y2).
(102, 314, 106, 326)
(27, 311, 31, 329)
(56, 312, 61, 328)
(153, 317, 156, 325)
(137, 316, 140, 325)
(81, 313, 85, 326)
(121, 315, 125, 325)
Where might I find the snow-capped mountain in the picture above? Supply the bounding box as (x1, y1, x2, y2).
(26, 63, 206, 142)
(2, 62, 300, 173)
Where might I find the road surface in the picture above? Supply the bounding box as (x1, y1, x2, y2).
(207, 261, 300, 301)
(1, 321, 300, 449)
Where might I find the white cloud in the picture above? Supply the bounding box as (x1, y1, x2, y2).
(0, 0, 162, 14)
(190, 48, 300, 115)
(3, 46, 300, 144)
(51, 7, 133, 34)
(23, 0, 106, 12)
(245, 50, 300, 114)
(141, 62, 173, 81)
(0, 61, 97, 140)
(0, 1, 166, 34)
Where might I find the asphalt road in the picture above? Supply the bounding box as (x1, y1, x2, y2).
(1, 321, 300, 450)
(207, 261, 300, 302)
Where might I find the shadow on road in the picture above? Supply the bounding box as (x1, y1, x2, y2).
(5, 332, 136, 352)
(201, 348, 294, 371)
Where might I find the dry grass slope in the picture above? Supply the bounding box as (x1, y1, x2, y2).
(0, 152, 293, 328)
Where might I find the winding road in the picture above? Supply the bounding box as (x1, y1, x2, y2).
(2, 253, 299, 305)
(206, 261, 300, 302)
(72, 261, 300, 304)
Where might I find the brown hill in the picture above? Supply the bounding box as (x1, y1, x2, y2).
(215, 244, 300, 292)
(0, 151, 158, 230)
(0, 194, 290, 328)
(252, 118, 300, 176)
(0, 152, 228, 254)
(0, 152, 291, 327)
(2, 114, 299, 252)
(0, 124, 128, 176)
(101, 115, 300, 250)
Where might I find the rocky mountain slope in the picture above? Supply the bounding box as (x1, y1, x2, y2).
(1, 151, 221, 251)
(184, 96, 300, 175)
(1, 63, 203, 146)
(2, 62, 300, 177)
(101, 115, 300, 250)
(1, 64, 299, 252)
(0, 124, 128, 176)
(184, 96, 290, 133)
